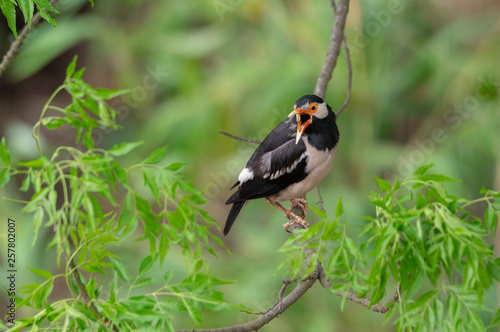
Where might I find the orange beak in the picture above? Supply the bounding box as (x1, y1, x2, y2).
(290, 107, 313, 144)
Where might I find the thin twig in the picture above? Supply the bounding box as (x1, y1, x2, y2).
(314, 0, 350, 100)
(0, 0, 59, 78)
(334, 283, 400, 314)
(335, 37, 352, 117)
(315, 186, 326, 213)
(317, 265, 332, 289)
(218, 131, 261, 144)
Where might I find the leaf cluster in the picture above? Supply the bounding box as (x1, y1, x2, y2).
(0, 58, 241, 331)
(0, 0, 94, 39)
(276, 165, 500, 331)
(367, 166, 499, 331)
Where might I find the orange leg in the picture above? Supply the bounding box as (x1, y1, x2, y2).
(265, 198, 309, 232)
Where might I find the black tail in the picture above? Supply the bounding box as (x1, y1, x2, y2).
(224, 201, 245, 236)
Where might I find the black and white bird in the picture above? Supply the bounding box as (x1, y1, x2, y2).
(223, 94, 340, 235)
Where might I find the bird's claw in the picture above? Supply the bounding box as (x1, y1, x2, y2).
(283, 216, 309, 232)
(283, 198, 309, 232)
(289, 198, 308, 218)
(265, 198, 309, 232)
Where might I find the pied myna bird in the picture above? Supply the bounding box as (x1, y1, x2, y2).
(223, 94, 340, 235)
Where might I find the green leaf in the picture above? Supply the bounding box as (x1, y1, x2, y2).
(93, 88, 130, 100)
(144, 146, 168, 164)
(82, 129, 94, 149)
(393, 177, 400, 190)
(487, 308, 500, 328)
(310, 205, 327, 219)
(335, 196, 343, 218)
(144, 168, 160, 204)
(344, 236, 363, 263)
(138, 255, 155, 275)
(0, 137, 11, 165)
(35, 279, 53, 309)
(134, 278, 156, 288)
(135, 194, 162, 233)
(109, 141, 144, 156)
(18, 157, 48, 168)
(112, 160, 128, 186)
(110, 257, 130, 283)
(418, 174, 460, 183)
(66, 56, 77, 78)
(182, 298, 202, 323)
(20, 172, 31, 192)
(78, 243, 87, 265)
(33, 0, 59, 13)
(85, 278, 96, 300)
(42, 116, 68, 129)
(434, 298, 444, 324)
(22, 187, 49, 214)
(98, 101, 110, 124)
(165, 162, 185, 171)
(66, 54, 78, 77)
(159, 231, 170, 265)
(109, 272, 118, 303)
(0, 1, 17, 39)
(18, 0, 34, 25)
(375, 176, 391, 192)
(27, 266, 52, 279)
(66, 305, 88, 321)
(68, 70, 84, 84)
(484, 204, 498, 235)
(32, 208, 44, 246)
(413, 290, 437, 308)
(0, 168, 10, 187)
(414, 164, 433, 175)
(35, 4, 56, 27)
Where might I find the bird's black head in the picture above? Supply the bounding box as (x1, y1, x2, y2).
(290, 94, 334, 144)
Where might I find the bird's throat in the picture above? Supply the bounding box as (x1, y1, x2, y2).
(295, 115, 312, 144)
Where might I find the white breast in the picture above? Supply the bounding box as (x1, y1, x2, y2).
(268, 141, 337, 202)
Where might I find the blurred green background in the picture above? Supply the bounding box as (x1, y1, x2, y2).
(0, 0, 499, 331)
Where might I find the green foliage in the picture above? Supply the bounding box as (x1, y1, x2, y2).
(1, 58, 242, 331)
(366, 166, 499, 331)
(0, 0, 93, 39)
(277, 166, 499, 331)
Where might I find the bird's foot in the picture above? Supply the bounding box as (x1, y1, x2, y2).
(265, 198, 309, 233)
(283, 217, 309, 233)
(289, 198, 308, 218)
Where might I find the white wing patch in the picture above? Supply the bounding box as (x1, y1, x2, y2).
(238, 167, 254, 184)
(263, 152, 308, 180)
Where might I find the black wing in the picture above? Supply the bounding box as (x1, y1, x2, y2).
(234, 117, 309, 200)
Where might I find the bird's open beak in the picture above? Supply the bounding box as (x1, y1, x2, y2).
(290, 107, 313, 144)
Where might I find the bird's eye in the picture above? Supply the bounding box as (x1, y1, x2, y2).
(310, 103, 318, 112)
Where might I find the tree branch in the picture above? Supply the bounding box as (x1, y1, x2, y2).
(177, 263, 322, 332)
(0, 0, 59, 78)
(314, 0, 350, 100)
(334, 288, 398, 314)
(176, 253, 398, 332)
(218, 131, 261, 144)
